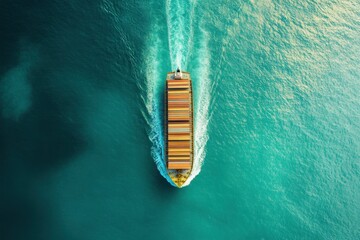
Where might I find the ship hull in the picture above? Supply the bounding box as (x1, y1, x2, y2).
(165, 71, 194, 187)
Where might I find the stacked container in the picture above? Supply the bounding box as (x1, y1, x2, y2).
(166, 78, 193, 170)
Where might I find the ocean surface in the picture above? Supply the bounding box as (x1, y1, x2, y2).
(0, 0, 359, 239)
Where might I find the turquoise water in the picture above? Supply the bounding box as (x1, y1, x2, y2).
(1, 0, 359, 239)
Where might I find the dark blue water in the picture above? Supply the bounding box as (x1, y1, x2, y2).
(0, 0, 359, 239)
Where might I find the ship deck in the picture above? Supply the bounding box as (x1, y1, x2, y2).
(165, 71, 194, 187)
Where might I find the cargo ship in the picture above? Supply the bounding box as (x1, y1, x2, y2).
(165, 68, 194, 187)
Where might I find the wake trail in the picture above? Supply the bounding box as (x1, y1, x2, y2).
(166, 0, 194, 69)
(143, 0, 212, 187)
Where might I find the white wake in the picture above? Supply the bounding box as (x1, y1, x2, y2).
(143, 0, 211, 187)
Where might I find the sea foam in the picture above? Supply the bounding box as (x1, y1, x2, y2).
(143, 0, 211, 187)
